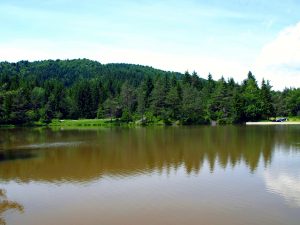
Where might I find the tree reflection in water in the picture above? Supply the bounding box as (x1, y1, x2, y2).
(0, 189, 24, 225)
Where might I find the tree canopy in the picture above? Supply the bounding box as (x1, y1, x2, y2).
(0, 59, 299, 125)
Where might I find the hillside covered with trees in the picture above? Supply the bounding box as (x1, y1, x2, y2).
(0, 59, 299, 125)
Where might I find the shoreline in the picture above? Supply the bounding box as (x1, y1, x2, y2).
(246, 122, 300, 125)
(2, 119, 300, 128)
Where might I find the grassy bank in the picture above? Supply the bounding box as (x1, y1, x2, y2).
(47, 118, 166, 127)
(287, 116, 300, 122)
(50, 117, 300, 128)
(248, 116, 300, 125)
(257, 116, 300, 122)
(2, 116, 299, 128)
(49, 119, 115, 127)
(0, 118, 179, 128)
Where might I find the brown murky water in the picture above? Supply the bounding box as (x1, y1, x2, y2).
(0, 126, 300, 225)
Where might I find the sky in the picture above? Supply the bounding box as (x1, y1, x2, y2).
(0, 0, 300, 90)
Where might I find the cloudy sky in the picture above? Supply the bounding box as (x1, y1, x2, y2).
(0, 0, 300, 90)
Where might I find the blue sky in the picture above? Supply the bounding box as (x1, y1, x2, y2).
(1, 0, 300, 89)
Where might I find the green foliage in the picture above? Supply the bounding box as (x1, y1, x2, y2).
(242, 72, 262, 121)
(120, 81, 136, 113)
(181, 84, 205, 124)
(165, 85, 181, 120)
(121, 109, 132, 122)
(150, 77, 167, 117)
(0, 59, 298, 125)
(260, 79, 274, 119)
(285, 89, 300, 116)
(96, 106, 105, 119)
(208, 77, 233, 123)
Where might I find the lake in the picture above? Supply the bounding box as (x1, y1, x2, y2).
(0, 126, 300, 225)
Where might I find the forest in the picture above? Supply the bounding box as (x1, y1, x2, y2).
(0, 59, 299, 125)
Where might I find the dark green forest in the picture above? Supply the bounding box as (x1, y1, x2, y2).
(0, 59, 299, 125)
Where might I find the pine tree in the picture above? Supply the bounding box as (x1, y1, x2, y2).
(208, 77, 232, 123)
(260, 79, 274, 119)
(242, 72, 262, 121)
(181, 84, 205, 124)
(150, 78, 167, 117)
(120, 81, 136, 113)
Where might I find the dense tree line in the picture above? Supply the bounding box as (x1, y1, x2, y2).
(0, 59, 299, 125)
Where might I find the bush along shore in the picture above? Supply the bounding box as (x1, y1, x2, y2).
(0, 59, 300, 126)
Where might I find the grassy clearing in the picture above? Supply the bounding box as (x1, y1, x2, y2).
(48, 117, 174, 127)
(49, 119, 116, 127)
(261, 116, 300, 122)
(252, 116, 300, 125)
(287, 116, 300, 122)
(0, 117, 174, 128)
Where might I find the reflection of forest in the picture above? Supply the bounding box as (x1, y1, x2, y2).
(0, 189, 23, 225)
(0, 126, 299, 182)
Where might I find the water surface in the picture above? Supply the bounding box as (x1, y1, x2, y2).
(0, 126, 300, 225)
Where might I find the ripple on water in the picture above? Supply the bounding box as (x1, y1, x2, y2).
(15, 141, 83, 150)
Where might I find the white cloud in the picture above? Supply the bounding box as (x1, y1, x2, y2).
(254, 22, 300, 90)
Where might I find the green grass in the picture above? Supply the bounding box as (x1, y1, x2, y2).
(0, 124, 15, 128)
(262, 116, 300, 122)
(287, 116, 300, 122)
(49, 118, 116, 127)
(48, 117, 172, 127)
(1, 117, 175, 128)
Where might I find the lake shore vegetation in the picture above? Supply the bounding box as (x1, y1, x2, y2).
(0, 59, 299, 126)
